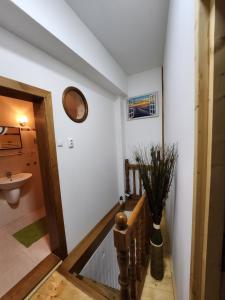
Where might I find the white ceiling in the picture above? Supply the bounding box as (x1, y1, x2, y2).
(66, 0, 170, 75)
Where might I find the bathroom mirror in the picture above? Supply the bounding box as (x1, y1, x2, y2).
(0, 126, 22, 150)
(62, 87, 88, 123)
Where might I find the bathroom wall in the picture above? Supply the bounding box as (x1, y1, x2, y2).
(0, 27, 119, 252)
(123, 67, 163, 161)
(0, 96, 45, 227)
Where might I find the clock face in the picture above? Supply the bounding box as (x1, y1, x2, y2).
(63, 87, 88, 123)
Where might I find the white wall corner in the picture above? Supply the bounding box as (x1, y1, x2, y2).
(114, 97, 126, 200)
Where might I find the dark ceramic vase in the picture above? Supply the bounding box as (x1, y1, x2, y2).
(150, 224, 164, 280)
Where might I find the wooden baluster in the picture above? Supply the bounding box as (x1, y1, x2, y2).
(136, 217, 141, 281)
(130, 230, 137, 299)
(141, 207, 146, 266)
(132, 169, 136, 197)
(114, 212, 130, 300)
(145, 199, 151, 255)
(139, 170, 142, 196)
(148, 201, 151, 254)
(125, 159, 130, 195)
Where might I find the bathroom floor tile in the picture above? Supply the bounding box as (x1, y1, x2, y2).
(0, 229, 35, 297)
(0, 208, 51, 298)
(1, 206, 46, 234)
(27, 234, 51, 264)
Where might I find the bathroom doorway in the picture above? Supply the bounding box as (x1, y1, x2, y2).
(0, 76, 67, 298)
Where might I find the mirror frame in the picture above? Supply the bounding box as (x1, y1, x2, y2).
(0, 126, 22, 150)
(62, 86, 88, 123)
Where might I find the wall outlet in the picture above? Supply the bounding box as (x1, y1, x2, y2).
(68, 138, 74, 148)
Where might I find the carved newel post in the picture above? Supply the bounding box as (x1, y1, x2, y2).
(114, 212, 130, 300)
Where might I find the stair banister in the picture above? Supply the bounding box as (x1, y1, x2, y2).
(114, 193, 149, 300)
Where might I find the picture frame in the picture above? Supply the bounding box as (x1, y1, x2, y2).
(127, 92, 159, 120)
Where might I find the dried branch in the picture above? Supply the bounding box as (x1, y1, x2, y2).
(135, 144, 177, 225)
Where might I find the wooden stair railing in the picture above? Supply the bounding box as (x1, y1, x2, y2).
(125, 159, 142, 201)
(59, 202, 122, 299)
(124, 159, 151, 211)
(114, 193, 150, 300)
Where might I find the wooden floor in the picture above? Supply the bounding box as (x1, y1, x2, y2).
(141, 216, 175, 300)
(29, 271, 92, 300)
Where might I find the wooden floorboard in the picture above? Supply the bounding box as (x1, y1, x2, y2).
(141, 214, 175, 300)
(29, 271, 93, 300)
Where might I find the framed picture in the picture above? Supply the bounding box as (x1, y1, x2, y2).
(127, 92, 159, 120)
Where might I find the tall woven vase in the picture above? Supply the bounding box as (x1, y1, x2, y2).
(150, 223, 164, 280)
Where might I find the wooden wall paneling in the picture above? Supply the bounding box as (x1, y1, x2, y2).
(191, 1, 212, 298)
(204, 1, 225, 299)
(191, 1, 225, 299)
(221, 217, 225, 297)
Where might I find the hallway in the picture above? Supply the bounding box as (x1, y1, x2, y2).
(0, 0, 224, 299)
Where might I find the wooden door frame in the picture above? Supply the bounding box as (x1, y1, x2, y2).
(0, 76, 67, 260)
(191, 1, 225, 299)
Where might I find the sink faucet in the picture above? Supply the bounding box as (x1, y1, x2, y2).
(6, 171, 12, 181)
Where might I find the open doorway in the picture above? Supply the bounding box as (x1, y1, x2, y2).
(0, 76, 67, 298)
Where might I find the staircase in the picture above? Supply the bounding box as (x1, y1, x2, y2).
(29, 270, 119, 300)
(76, 275, 120, 299)
(22, 159, 150, 300)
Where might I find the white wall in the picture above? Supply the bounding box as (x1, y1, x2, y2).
(80, 228, 119, 289)
(163, 0, 195, 299)
(114, 97, 126, 199)
(124, 68, 163, 161)
(0, 27, 120, 252)
(4, 0, 127, 95)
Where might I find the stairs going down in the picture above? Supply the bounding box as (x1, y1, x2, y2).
(75, 274, 120, 300)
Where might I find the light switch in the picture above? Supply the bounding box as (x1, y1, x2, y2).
(57, 140, 64, 147)
(68, 138, 74, 149)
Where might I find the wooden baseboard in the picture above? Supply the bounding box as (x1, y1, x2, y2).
(2, 253, 60, 300)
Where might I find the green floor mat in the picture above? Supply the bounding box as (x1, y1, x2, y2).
(13, 217, 48, 247)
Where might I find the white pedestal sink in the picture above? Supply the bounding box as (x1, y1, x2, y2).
(0, 173, 32, 205)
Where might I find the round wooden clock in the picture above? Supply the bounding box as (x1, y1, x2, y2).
(62, 87, 88, 123)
